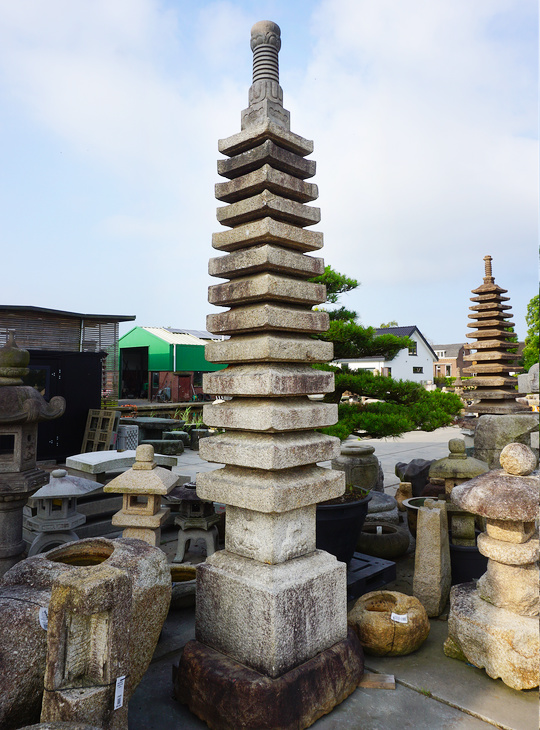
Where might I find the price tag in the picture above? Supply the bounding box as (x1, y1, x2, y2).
(114, 676, 126, 710)
(391, 612, 408, 624)
(39, 607, 48, 630)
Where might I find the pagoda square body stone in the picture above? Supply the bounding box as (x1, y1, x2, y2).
(445, 443, 539, 689)
(177, 21, 363, 729)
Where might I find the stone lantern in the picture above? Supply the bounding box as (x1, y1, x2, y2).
(429, 438, 490, 546)
(168, 482, 221, 563)
(25, 468, 102, 555)
(444, 443, 539, 690)
(104, 444, 179, 546)
(0, 330, 65, 575)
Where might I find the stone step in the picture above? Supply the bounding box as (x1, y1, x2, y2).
(202, 363, 334, 397)
(208, 273, 326, 307)
(209, 245, 324, 280)
(212, 217, 323, 253)
(215, 164, 318, 204)
(207, 302, 329, 335)
(199, 429, 339, 470)
(217, 140, 315, 180)
(197, 464, 344, 512)
(203, 397, 337, 432)
(217, 191, 320, 228)
(204, 333, 333, 364)
(218, 119, 313, 157)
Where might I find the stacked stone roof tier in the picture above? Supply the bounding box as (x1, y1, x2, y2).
(462, 256, 525, 414)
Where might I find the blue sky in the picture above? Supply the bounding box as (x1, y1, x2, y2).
(0, 0, 537, 344)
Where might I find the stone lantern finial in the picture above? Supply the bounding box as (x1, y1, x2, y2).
(0, 330, 30, 386)
(242, 20, 290, 130)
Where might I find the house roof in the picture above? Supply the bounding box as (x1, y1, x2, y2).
(433, 343, 465, 358)
(0, 305, 135, 322)
(142, 327, 209, 346)
(336, 325, 439, 363)
(374, 326, 416, 338)
(165, 328, 218, 340)
(375, 326, 438, 361)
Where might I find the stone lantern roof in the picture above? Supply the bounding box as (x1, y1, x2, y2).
(429, 439, 489, 481)
(32, 468, 101, 499)
(451, 443, 539, 521)
(104, 444, 178, 495)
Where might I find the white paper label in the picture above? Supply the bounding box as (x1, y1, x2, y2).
(39, 607, 48, 630)
(376, 525, 383, 535)
(391, 612, 408, 624)
(114, 676, 126, 710)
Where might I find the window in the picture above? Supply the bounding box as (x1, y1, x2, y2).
(445, 365, 451, 376)
(413, 367, 423, 374)
(408, 342, 417, 356)
(435, 350, 445, 358)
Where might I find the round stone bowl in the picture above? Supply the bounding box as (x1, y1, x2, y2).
(356, 522, 410, 560)
(348, 590, 430, 656)
(402, 496, 428, 537)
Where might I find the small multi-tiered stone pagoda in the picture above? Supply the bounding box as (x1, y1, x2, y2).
(177, 20, 364, 730)
(463, 256, 525, 414)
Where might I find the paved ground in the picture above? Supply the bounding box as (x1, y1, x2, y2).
(128, 426, 538, 730)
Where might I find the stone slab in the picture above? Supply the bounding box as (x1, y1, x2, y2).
(196, 549, 347, 677)
(65, 451, 177, 475)
(446, 582, 539, 690)
(199, 430, 340, 470)
(202, 397, 337, 432)
(208, 245, 324, 280)
(217, 140, 315, 181)
(225, 504, 316, 563)
(208, 273, 325, 307)
(173, 629, 363, 730)
(413, 501, 451, 617)
(217, 191, 320, 229)
(203, 363, 334, 396)
(207, 303, 329, 335)
(212, 217, 323, 253)
(205, 333, 333, 364)
(215, 164, 318, 204)
(196, 464, 345, 512)
(218, 120, 314, 157)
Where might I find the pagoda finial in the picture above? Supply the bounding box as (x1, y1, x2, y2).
(483, 255, 494, 283)
(241, 20, 290, 131)
(250, 21, 281, 83)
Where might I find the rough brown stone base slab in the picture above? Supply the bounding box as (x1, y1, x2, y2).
(173, 629, 364, 730)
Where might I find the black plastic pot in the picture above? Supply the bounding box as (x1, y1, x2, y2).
(316, 493, 372, 565)
(449, 530, 488, 585)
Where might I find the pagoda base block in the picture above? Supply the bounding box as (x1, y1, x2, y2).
(173, 629, 364, 730)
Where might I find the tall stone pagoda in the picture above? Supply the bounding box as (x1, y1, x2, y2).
(176, 21, 364, 730)
(463, 256, 525, 414)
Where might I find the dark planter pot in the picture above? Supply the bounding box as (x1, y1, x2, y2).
(449, 530, 488, 585)
(316, 494, 372, 565)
